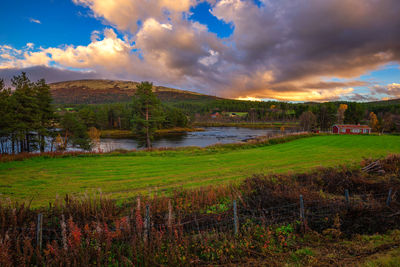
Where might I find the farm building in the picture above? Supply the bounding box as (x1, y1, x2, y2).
(332, 124, 371, 134)
(210, 111, 222, 119)
(222, 112, 248, 118)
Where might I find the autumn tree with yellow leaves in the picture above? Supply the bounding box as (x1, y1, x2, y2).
(369, 112, 379, 132)
(337, 104, 348, 124)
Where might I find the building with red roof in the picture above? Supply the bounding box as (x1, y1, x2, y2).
(332, 124, 371, 134)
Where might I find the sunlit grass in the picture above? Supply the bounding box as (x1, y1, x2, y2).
(1, 135, 400, 206)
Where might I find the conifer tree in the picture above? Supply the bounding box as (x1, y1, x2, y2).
(0, 80, 13, 153)
(132, 82, 163, 148)
(34, 78, 56, 152)
(11, 73, 39, 152)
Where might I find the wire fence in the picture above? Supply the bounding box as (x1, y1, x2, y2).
(0, 188, 398, 249)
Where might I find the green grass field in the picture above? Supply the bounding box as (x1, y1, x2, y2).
(1, 135, 400, 205)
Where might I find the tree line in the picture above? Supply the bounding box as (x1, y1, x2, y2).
(2, 73, 399, 153)
(172, 98, 400, 132)
(172, 98, 400, 127)
(0, 73, 56, 154)
(298, 102, 400, 132)
(62, 102, 188, 131)
(0, 75, 189, 153)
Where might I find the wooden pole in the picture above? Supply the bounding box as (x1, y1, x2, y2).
(36, 213, 43, 251)
(386, 188, 393, 206)
(299, 195, 305, 220)
(61, 215, 67, 250)
(144, 205, 150, 243)
(299, 195, 306, 233)
(135, 197, 142, 239)
(345, 189, 350, 206)
(137, 197, 141, 212)
(168, 199, 173, 231)
(233, 200, 239, 235)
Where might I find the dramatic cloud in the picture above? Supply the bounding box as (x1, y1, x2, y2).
(0, 29, 133, 70)
(373, 83, 400, 99)
(2, 0, 400, 101)
(72, 0, 195, 33)
(211, 0, 400, 99)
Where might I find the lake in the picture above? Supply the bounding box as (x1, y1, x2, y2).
(98, 127, 298, 152)
(0, 127, 299, 154)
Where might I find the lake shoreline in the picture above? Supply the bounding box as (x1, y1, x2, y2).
(100, 127, 205, 139)
(0, 132, 315, 163)
(193, 122, 299, 129)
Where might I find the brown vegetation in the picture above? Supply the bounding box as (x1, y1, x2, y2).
(50, 80, 218, 104)
(0, 154, 399, 265)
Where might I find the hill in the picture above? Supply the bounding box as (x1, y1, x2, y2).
(50, 79, 220, 104)
(366, 98, 400, 106)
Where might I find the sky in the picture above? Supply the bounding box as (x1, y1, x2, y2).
(0, 0, 400, 102)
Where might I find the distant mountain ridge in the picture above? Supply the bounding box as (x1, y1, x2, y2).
(49, 79, 400, 105)
(50, 79, 220, 104)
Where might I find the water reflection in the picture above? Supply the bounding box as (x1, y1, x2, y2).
(99, 127, 298, 152)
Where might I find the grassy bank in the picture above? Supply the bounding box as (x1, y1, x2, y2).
(1, 135, 400, 205)
(1, 155, 399, 266)
(193, 121, 299, 128)
(100, 127, 204, 139)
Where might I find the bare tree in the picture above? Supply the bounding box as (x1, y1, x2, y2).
(381, 113, 394, 133)
(299, 111, 317, 132)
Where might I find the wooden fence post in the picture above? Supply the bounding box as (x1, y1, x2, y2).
(345, 189, 350, 206)
(299, 195, 305, 220)
(299, 195, 306, 232)
(36, 213, 43, 251)
(61, 214, 67, 250)
(137, 197, 141, 211)
(144, 205, 150, 243)
(194, 214, 202, 238)
(167, 199, 173, 231)
(386, 188, 393, 206)
(135, 197, 143, 239)
(233, 200, 239, 235)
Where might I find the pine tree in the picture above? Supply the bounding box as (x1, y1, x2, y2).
(132, 82, 163, 148)
(34, 78, 56, 152)
(344, 103, 365, 125)
(0, 80, 13, 153)
(60, 112, 92, 151)
(11, 73, 39, 152)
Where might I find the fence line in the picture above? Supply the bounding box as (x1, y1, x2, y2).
(0, 189, 398, 246)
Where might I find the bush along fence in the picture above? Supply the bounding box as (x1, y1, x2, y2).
(31, 189, 396, 244)
(0, 187, 398, 266)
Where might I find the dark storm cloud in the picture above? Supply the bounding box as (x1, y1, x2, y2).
(211, 0, 400, 98)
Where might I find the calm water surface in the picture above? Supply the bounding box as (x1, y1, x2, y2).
(99, 127, 298, 152)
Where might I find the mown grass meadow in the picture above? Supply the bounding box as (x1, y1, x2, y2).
(1, 154, 400, 266)
(1, 135, 400, 205)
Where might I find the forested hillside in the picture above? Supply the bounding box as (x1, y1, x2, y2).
(49, 79, 400, 133)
